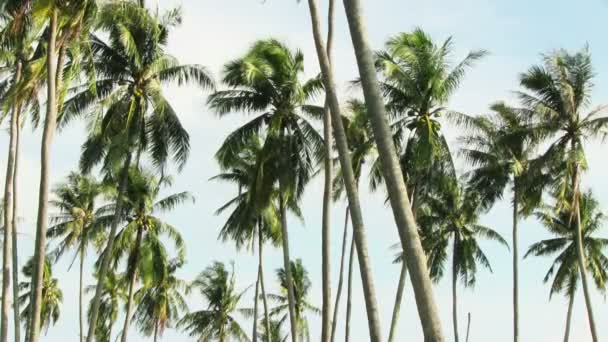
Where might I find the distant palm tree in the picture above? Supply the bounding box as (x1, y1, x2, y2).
(526, 191, 608, 342)
(259, 318, 287, 342)
(518, 48, 608, 341)
(209, 39, 323, 342)
(270, 259, 320, 342)
(47, 172, 112, 342)
(86, 270, 128, 342)
(178, 262, 250, 342)
(133, 259, 188, 342)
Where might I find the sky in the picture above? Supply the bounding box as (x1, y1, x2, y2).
(2, 0, 608, 341)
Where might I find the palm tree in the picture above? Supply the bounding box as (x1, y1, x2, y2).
(18, 256, 62, 336)
(418, 182, 508, 342)
(110, 168, 190, 342)
(525, 191, 608, 342)
(518, 48, 608, 341)
(86, 270, 128, 342)
(46, 172, 112, 342)
(208, 39, 323, 342)
(269, 259, 320, 342)
(132, 258, 189, 342)
(178, 261, 249, 342)
(458, 102, 546, 342)
(259, 318, 286, 342)
(62, 4, 213, 340)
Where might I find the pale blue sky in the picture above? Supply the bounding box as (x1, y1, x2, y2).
(2, 0, 608, 341)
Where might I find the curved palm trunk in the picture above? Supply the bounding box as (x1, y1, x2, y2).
(86, 152, 133, 342)
(258, 223, 271, 342)
(512, 192, 519, 342)
(29, 12, 61, 342)
(11, 106, 22, 342)
(305, 1, 383, 340)
(2, 61, 22, 342)
(388, 262, 408, 342)
(279, 194, 298, 342)
(563, 293, 574, 342)
(79, 245, 86, 342)
(340, 2, 444, 341)
(452, 237, 459, 342)
(121, 227, 144, 342)
(253, 270, 260, 342)
(345, 238, 355, 342)
(330, 207, 350, 342)
(465, 313, 471, 342)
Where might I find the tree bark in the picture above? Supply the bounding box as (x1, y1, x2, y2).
(29, 11, 60, 342)
(340, 1, 445, 341)
(253, 268, 260, 342)
(1, 61, 22, 342)
(121, 227, 144, 342)
(86, 153, 133, 342)
(153, 320, 159, 342)
(258, 223, 271, 342)
(345, 238, 355, 342)
(465, 313, 471, 342)
(79, 245, 85, 342)
(305, 1, 383, 340)
(320, 1, 335, 340)
(512, 191, 519, 342)
(563, 293, 574, 342)
(11, 103, 22, 342)
(452, 236, 459, 342)
(330, 207, 349, 342)
(279, 193, 298, 342)
(388, 262, 408, 342)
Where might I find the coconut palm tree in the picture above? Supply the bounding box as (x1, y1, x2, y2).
(46, 173, 112, 342)
(208, 39, 323, 342)
(109, 168, 190, 342)
(525, 190, 608, 342)
(132, 258, 189, 342)
(457, 102, 547, 342)
(86, 270, 128, 342)
(18, 256, 62, 336)
(418, 181, 508, 342)
(269, 259, 320, 342)
(61, 4, 213, 340)
(259, 318, 286, 342)
(518, 48, 608, 341)
(178, 261, 250, 342)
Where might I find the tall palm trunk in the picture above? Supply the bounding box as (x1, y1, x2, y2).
(340, 1, 444, 341)
(11, 103, 22, 342)
(330, 207, 350, 342)
(153, 320, 159, 342)
(258, 223, 271, 342)
(253, 270, 260, 342)
(279, 193, 298, 342)
(121, 227, 144, 342)
(320, 1, 336, 340)
(571, 160, 598, 342)
(512, 190, 519, 342)
(1, 60, 22, 342)
(305, 1, 382, 340)
(452, 236, 459, 342)
(345, 238, 355, 342)
(86, 152, 133, 342)
(79, 245, 86, 342)
(388, 262, 408, 342)
(563, 293, 574, 342)
(29, 11, 60, 342)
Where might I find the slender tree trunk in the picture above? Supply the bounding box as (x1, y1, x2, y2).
(330, 207, 350, 342)
(258, 223, 271, 342)
(79, 245, 85, 342)
(388, 262, 408, 342)
(340, 1, 445, 341)
(452, 237, 459, 342)
(563, 293, 574, 342)
(153, 320, 159, 342)
(465, 313, 471, 342)
(279, 193, 298, 342)
(571, 161, 598, 342)
(345, 238, 355, 342)
(253, 269, 260, 342)
(305, 1, 383, 340)
(11, 104, 22, 342)
(2, 61, 22, 342)
(121, 227, 143, 342)
(28, 11, 60, 342)
(512, 190, 519, 342)
(86, 153, 133, 342)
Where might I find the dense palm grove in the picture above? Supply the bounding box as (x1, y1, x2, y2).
(0, 0, 607, 342)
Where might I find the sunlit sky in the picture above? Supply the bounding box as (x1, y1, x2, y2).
(2, 0, 608, 341)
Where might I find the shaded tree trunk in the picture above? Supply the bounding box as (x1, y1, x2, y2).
(305, 1, 383, 340)
(121, 227, 144, 342)
(86, 152, 133, 342)
(388, 262, 408, 342)
(153, 320, 159, 342)
(465, 313, 471, 342)
(452, 236, 459, 342)
(512, 191, 519, 342)
(11, 103, 22, 342)
(79, 245, 85, 342)
(330, 207, 350, 342)
(253, 269, 260, 342)
(259, 223, 271, 342)
(345, 238, 355, 342)
(563, 293, 574, 342)
(279, 193, 298, 342)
